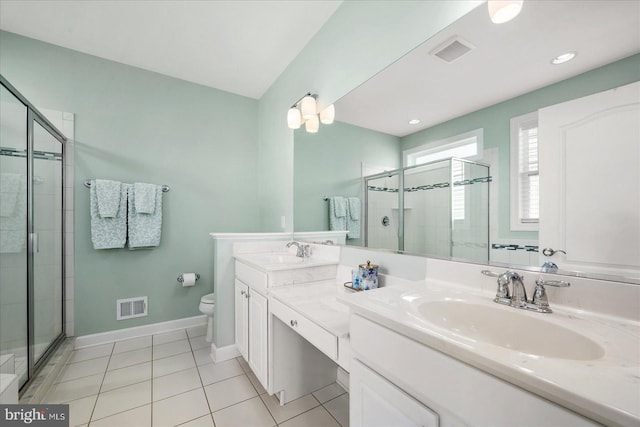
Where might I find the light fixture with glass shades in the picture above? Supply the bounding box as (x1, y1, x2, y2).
(488, 0, 523, 24)
(287, 92, 335, 133)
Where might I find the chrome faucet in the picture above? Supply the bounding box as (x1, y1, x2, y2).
(482, 270, 570, 313)
(286, 241, 305, 258)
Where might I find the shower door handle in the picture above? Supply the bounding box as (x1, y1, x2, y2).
(30, 232, 39, 253)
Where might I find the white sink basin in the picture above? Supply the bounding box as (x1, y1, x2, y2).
(418, 300, 605, 360)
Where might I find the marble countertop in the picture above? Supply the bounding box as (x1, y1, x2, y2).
(338, 282, 640, 427)
(268, 280, 351, 338)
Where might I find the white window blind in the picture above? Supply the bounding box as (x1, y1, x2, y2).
(518, 119, 539, 222)
(510, 112, 539, 231)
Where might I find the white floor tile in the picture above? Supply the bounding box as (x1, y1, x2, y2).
(67, 394, 97, 427)
(57, 356, 109, 383)
(152, 339, 191, 360)
(204, 374, 257, 412)
(101, 361, 152, 393)
(108, 347, 152, 371)
(188, 335, 210, 351)
(260, 393, 320, 424)
(323, 394, 349, 427)
(197, 359, 244, 386)
(212, 396, 276, 427)
(279, 406, 341, 427)
(178, 414, 215, 427)
(193, 348, 214, 367)
(153, 367, 202, 402)
(186, 324, 207, 339)
(90, 404, 151, 427)
(113, 336, 152, 354)
(152, 351, 196, 378)
(153, 329, 187, 346)
(152, 388, 210, 427)
(68, 343, 113, 364)
(45, 373, 103, 404)
(92, 380, 151, 421)
(313, 383, 347, 404)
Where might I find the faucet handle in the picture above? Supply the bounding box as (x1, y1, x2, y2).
(531, 278, 570, 313)
(482, 270, 512, 304)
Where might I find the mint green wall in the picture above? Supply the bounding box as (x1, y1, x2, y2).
(294, 121, 399, 245)
(0, 31, 260, 336)
(400, 54, 640, 241)
(258, 0, 483, 232)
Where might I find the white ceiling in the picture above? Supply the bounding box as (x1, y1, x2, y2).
(335, 1, 640, 137)
(0, 0, 342, 99)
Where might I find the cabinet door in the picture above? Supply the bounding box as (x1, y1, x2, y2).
(248, 290, 268, 389)
(351, 359, 439, 427)
(234, 280, 249, 361)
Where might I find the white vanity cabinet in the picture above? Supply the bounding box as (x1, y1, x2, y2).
(350, 314, 600, 427)
(233, 256, 339, 393)
(234, 278, 268, 386)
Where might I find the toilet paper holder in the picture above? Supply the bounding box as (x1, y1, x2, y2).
(177, 273, 200, 283)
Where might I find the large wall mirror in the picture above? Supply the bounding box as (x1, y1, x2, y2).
(294, 1, 640, 284)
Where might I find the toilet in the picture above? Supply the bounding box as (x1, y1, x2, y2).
(198, 293, 215, 342)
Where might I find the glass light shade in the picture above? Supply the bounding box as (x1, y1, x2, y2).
(300, 95, 317, 120)
(319, 104, 335, 124)
(305, 115, 319, 133)
(488, 0, 523, 24)
(287, 107, 302, 129)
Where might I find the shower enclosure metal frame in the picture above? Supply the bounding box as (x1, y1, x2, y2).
(363, 157, 490, 256)
(1, 74, 67, 393)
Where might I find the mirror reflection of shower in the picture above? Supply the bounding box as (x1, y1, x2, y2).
(364, 158, 490, 262)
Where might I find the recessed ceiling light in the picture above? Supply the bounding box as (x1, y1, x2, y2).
(551, 51, 577, 65)
(408, 119, 421, 125)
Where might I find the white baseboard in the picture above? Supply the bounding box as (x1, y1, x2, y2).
(336, 366, 349, 392)
(75, 315, 207, 349)
(211, 343, 240, 363)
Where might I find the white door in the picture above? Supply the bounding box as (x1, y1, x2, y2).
(248, 290, 268, 389)
(538, 81, 640, 278)
(234, 280, 249, 361)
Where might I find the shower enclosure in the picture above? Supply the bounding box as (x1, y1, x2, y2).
(364, 158, 490, 262)
(0, 75, 67, 391)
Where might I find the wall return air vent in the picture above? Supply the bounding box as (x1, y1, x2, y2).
(430, 36, 475, 63)
(117, 296, 148, 320)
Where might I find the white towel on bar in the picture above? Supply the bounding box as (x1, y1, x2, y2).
(134, 182, 157, 214)
(347, 197, 361, 239)
(95, 179, 122, 218)
(128, 184, 163, 249)
(90, 181, 127, 249)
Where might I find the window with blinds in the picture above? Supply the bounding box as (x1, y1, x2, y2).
(510, 112, 539, 231)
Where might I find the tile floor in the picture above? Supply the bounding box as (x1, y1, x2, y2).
(43, 325, 349, 427)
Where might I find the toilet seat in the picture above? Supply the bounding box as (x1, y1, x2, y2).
(201, 293, 215, 305)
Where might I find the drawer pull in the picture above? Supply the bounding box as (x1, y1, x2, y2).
(290, 319, 298, 327)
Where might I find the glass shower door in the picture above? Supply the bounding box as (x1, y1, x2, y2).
(365, 172, 400, 251)
(32, 121, 63, 363)
(0, 85, 29, 387)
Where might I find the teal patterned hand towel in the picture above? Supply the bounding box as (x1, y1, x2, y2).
(128, 185, 163, 249)
(347, 197, 361, 239)
(90, 181, 127, 249)
(95, 179, 122, 218)
(134, 182, 157, 214)
(329, 196, 347, 231)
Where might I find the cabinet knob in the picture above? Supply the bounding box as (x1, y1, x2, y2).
(290, 320, 298, 327)
(240, 290, 245, 295)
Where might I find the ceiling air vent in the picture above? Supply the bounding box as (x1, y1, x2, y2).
(430, 37, 475, 64)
